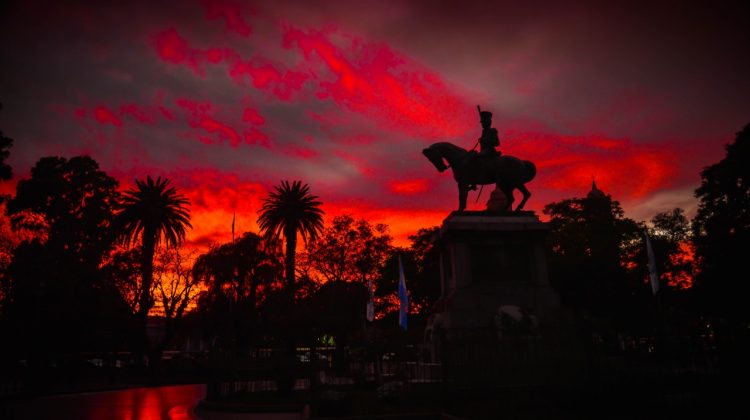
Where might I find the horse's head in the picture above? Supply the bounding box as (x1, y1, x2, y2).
(423, 145, 448, 172)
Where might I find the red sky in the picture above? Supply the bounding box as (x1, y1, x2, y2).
(1, 0, 749, 248)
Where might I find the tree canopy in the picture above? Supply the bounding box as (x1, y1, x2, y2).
(7, 156, 120, 268)
(300, 214, 392, 285)
(116, 176, 191, 320)
(0, 103, 13, 182)
(692, 123, 750, 319)
(258, 180, 324, 289)
(193, 232, 283, 347)
(543, 183, 647, 330)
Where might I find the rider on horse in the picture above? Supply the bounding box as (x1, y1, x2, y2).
(470, 109, 501, 190)
(478, 110, 500, 158)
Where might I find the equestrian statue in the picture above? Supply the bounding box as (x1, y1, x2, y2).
(422, 106, 536, 212)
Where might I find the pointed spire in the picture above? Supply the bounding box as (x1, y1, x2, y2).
(588, 177, 605, 199)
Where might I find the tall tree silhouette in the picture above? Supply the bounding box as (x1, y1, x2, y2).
(116, 176, 191, 331)
(5, 156, 123, 362)
(258, 181, 324, 290)
(8, 156, 119, 268)
(193, 232, 283, 348)
(0, 103, 13, 182)
(543, 182, 646, 332)
(692, 123, 750, 320)
(647, 208, 695, 290)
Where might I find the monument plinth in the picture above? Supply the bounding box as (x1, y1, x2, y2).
(425, 211, 562, 351)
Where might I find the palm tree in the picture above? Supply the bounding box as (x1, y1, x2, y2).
(117, 176, 192, 324)
(258, 180, 324, 290)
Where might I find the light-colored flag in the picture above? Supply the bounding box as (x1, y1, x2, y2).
(645, 233, 659, 295)
(398, 255, 408, 330)
(366, 279, 374, 322)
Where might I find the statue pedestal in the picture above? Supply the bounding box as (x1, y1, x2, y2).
(425, 212, 578, 386)
(433, 211, 559, 332)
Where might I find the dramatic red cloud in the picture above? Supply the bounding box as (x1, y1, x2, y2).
(93, 106, 123, 128)
(150, 21, 476, 137)
(502, 132, 676, 200)
(241, 107, 265, 125)
(278, 145, 319, 159)
(119, 104, 156, 124)
(388, 179, 430, 195)
(229, 60, 309, 101)
(243, 127, 271, 147)
(152, 27, 309, 100)
(152, 29, 203, 75)
(333, 150, 376, 178)
(176, 98, 270, 147)
(74, 103, 170, 128)
(200, 0, 253, 37)
(283, 26, 475, 139)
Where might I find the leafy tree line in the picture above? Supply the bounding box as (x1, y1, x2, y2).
(0, 154, 441, 374)
(542, 124, 750, 355)
(0, 104, 747, 376)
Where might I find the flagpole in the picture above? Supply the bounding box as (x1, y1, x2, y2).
(645, 231, 665, 355)
(398, 255, 408, 331)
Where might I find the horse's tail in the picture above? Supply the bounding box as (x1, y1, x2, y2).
(522, 161, 536, 183)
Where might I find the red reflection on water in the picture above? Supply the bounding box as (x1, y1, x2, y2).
(93, 384, 203, 420)
(8, 384, 205, 420)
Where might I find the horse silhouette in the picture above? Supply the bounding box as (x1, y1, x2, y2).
(422, 142, 536, 212)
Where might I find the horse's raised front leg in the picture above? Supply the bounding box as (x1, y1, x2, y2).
(458, 183, 468, 212)
(515, 184, 531, 211)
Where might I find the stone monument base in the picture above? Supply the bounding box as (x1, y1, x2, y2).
(424, 211, 582, 386)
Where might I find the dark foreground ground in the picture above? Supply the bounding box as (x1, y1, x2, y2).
(0, 372, 746, 420)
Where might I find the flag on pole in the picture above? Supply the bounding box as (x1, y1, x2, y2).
(366, 279, 375, 322)
(398, 255, 408, 330)
(645, 233, 659, 295)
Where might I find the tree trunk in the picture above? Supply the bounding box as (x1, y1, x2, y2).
(284, 227, 297, 290)
(280, 226, 297, 395)
(137, 229, 156, 367)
